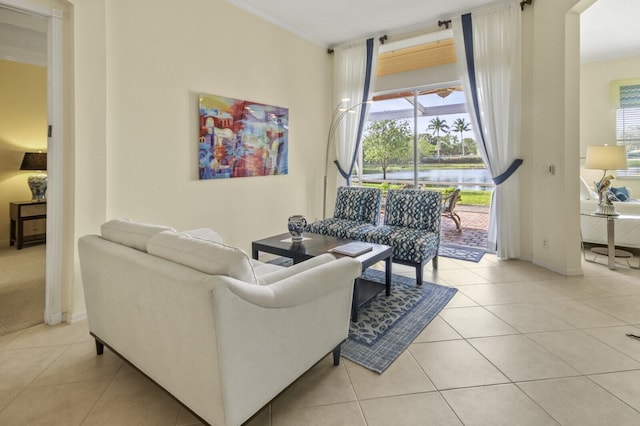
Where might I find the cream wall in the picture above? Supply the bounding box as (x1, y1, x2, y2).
(580, 54, 640, 194)
(103, 0, 331, 249)
(66, 0, 332, 318)
(0, 59, 47, 244)
(50, 0, 592, 320)
(524, 0, 585, 275)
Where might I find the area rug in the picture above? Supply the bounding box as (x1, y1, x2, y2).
(342, 269, 457, 373)
(439, 243, 485, 262)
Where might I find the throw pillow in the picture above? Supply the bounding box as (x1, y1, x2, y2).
(610, 186, 630, 202)
(101, 219, 175, 252)
(147, 230, 258, 284)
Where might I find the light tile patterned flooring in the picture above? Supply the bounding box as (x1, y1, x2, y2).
(1, 255, 640, 425)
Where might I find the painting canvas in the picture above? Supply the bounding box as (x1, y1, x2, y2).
(199, 93, 289, 179)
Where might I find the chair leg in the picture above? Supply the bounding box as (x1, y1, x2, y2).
(416, 263, 423, 286)
(332, 344, 341, 366)
(95, 339, 104, 355)
(453, 213, 462, 231)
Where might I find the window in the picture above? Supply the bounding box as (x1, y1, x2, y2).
(357, 86, 491, 190)
(615, 83, 640, 178)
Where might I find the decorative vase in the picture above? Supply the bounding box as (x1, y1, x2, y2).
(28, 174, 47, 201)
(288, 215, 307, 242)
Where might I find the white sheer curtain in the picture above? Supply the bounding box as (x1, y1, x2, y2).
(333, 38, 378, 187)
(452, 2, 522, 258)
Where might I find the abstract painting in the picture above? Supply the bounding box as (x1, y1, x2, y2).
(198, 93, 289, 179)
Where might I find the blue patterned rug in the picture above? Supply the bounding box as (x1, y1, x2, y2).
(342, 269, 458, 373)
(438, 243, 485, 262)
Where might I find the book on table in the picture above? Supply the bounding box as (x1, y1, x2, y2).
(330, 242, 373, 257)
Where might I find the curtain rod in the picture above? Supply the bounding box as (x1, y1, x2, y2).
(438, 0, 533, 29)
(327, 34, 387, 54)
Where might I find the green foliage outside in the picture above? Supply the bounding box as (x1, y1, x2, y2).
(362, 120, 412, 179)
(361, 116, 491, 206)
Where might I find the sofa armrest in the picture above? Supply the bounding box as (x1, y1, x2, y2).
(223, 256, 361, 308)
(257, 253, 336, 285)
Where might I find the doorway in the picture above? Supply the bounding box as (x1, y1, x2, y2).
(0, 0, 64, 327)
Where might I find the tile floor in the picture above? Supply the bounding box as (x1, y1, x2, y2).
(1, 254, 640, 425)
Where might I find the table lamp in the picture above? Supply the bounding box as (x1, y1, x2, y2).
(584, 144, 628, 215)
(20, 151, 47, 201)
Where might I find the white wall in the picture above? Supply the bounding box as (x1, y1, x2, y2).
(48, 0, 597, 320)
(65, 0, 332, 318)
(525, 0, 584, 275)
(102, 0, 331, 250)
(580, 54, 640, 195)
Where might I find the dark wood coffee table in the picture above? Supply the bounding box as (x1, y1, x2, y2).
(252, 232, 392, 321)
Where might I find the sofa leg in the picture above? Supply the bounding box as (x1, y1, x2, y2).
(332, 344, 341, 366)
(95, 339, 104, 355)
(432, 255, 438, 269)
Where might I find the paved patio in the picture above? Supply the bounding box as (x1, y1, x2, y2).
(440, 204, 489, 249)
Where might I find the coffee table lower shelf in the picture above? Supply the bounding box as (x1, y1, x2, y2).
(251, 232, 393, 322)
(353, 277, 389, 322)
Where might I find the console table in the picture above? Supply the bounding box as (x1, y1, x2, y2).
(580, 211, 639, 270)
(10, 201, 47, 249)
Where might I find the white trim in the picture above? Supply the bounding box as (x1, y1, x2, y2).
(1, 0, 64, 325)
(65, 311, 87, 324)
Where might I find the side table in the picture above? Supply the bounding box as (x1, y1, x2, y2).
(580, 211, 639, 270)
(10, 201, 47, 249)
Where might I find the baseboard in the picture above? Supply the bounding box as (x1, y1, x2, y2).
(531, 257, 583, 276)
(64, 311, 87, 323)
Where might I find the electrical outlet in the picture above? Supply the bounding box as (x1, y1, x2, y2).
(543, 239, 548, 249)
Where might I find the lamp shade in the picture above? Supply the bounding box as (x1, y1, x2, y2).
(20, 152, 47, 171)
(584, 145, 628, 171)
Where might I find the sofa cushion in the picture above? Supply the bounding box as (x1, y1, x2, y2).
(147, 230, 258, 284)
(306, 218, 376, 240)
(384, 189, 441, 232)
(363, 225, 439, 264)
(182, 228, 225, 243)
(101, 219, 175, 252)
(579, 176, 593, 200)
(333, 186, 382, 225)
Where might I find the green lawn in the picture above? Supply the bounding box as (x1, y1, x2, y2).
(361, 182, 491, 206)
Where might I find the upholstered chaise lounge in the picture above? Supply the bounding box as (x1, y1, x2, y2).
(307, 187, 442, 284)
(78, 219, 361, 426)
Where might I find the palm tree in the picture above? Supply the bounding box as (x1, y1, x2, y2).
(452, 118, 471, 156)
(427, 117, 449, 158)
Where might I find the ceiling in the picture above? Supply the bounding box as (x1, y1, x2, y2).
(1, 0, 638, 66)
(225, 0, 640, 63)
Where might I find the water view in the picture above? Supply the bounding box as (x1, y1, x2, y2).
(362, 168, 493, 190)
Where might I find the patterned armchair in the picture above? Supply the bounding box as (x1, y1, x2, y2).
(307, 187, 441, 285)
(362, 189, 442, 284)
(306, 186, 382, 239)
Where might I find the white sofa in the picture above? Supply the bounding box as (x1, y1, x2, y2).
(78, 219, 362, 426)
(580, 177, 640, 249)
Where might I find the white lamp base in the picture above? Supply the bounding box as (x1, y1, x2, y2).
(594, 202, 618, 216)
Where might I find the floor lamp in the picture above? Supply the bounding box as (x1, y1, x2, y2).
(322, 98, 372, 218)
(584, 144, 628, 216)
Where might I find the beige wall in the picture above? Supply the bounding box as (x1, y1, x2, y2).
(0, 59, 47, 243)
(523, 0, 584, 275)
(37, 0, 595, 320)
(580, 54, 640, 194)
(66, 0, 332, 318)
